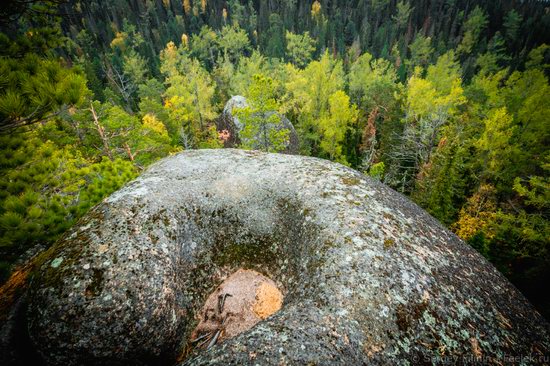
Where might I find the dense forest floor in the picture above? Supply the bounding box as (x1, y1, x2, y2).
(0, 0, 549, 319)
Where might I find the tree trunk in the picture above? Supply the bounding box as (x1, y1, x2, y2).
(124, 142, 135, 162)
(90, 103, 113, 160)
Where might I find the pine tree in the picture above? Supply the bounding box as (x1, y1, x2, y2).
(235, 74, 289, 153)
(285, 31, 316, 68)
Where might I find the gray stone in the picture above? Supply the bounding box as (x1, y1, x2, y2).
(222, 95, 248, 131)
(11, 150, 550, 365)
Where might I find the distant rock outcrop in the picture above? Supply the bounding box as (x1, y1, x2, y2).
(222, 95, 248, 131)
(1, 149, 549, 365)
(215, 96, 300, 154)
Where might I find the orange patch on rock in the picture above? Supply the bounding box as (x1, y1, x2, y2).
(253, 282, 283, 319)
(0, 259, 37, 322)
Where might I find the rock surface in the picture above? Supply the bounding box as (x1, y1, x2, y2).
(222, 95, 248, 131)
(6, 149, 550, 365)
(216, 96, 300, 154)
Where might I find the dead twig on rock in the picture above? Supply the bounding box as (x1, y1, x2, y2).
(207, 329, 222, 349)
(217, 293, 232, 313)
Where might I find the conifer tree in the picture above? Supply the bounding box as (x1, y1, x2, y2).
(235, 74, 289, 153)
(285, 31, 316, 68)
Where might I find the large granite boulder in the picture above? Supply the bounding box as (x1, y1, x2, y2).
(222, 95, 248, 131)
(3, 149, 549, 365)
(216, 96, 300, 154)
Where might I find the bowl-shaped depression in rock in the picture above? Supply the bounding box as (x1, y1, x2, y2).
(26, 149, 550, 365)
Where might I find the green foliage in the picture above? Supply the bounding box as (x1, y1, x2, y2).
(425, 51, 461, 95)
(235, 74, 289, 152)
(457, 6, 488, 56)
(0, 54, 87, 132)
(285, 31, 316, 68)
(217, 25, 251, 64)
(475, 107, 516, 179)
(123, 51, 148, 87)
(392, 1, 413, 29)
(230, 51, 270, 95)
(525, 44, 550, 70)
(281, 50, 344, 155)
(385, 52, 466, 193)
(412, 130, 469, 225)
(264, 13, 285, 59)
(368, 162, 386, 180)
(318, 91, 358, 164)
(475, 32, 510, 76)
(0, 132, 137, 261)
(407, 34, 433, 71)
(190, 26, 219, 68)
(348, 52, 404, 168)
(162, 46, 217, 148)
(410, 59, 466, 120)
(503, 10, 523, 43)
(513, 163, 550, 210)
(348, 52, 403, 121)
(198, 125, 224, 149)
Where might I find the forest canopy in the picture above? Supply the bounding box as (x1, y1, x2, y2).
(0, 0, 549, 319)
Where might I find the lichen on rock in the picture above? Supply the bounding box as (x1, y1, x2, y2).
(0, 149, 548, 366)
